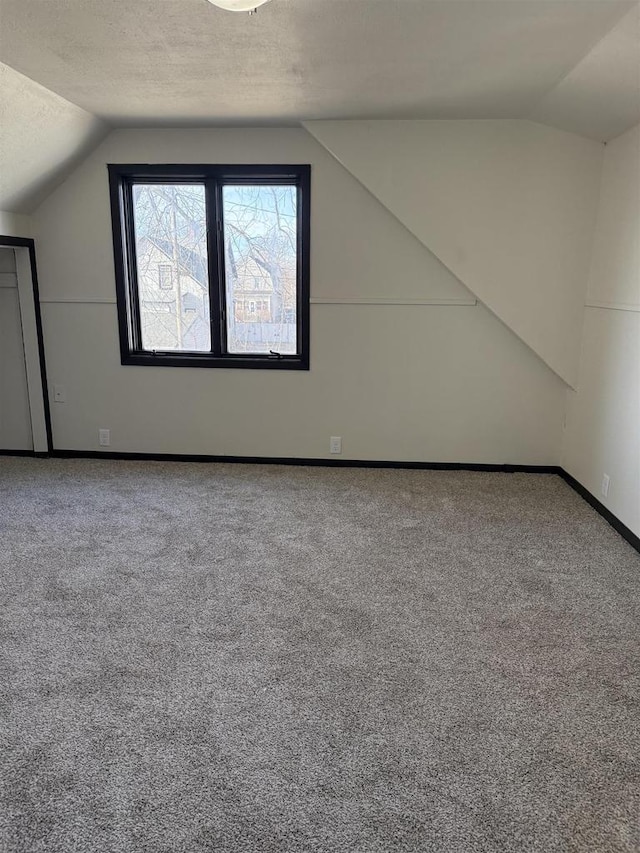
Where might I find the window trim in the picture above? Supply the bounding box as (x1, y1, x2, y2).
(108, 163, 311, 370)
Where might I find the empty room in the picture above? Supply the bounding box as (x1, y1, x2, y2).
(1, 1, 639, 851)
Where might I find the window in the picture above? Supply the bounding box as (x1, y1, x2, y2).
(158, 263, 174, 290)
(108, 164, 310, 369)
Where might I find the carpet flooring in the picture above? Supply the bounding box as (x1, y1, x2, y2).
(0, 457, 639, 853)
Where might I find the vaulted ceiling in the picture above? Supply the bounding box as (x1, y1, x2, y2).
(0, 0, 639, 213)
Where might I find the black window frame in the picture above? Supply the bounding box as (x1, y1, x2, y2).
(108, 163, 311, 370)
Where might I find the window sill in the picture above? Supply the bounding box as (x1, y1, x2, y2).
(121, 352, 309, 370)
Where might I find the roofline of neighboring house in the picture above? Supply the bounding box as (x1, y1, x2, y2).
(139, 235, 207, 291)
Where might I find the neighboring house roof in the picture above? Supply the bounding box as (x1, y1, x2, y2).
(139, 235, 208, 290)
(231, 253, 297, 305)
(232, 255, 273, 292)
(139, 234, 296, 305)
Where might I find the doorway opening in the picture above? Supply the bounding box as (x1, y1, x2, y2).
(0, 237, 52, 455)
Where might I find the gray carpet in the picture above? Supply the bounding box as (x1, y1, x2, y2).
(1, 458, 639, 853)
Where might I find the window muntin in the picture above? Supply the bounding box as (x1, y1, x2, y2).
(108, 164, 310, 370)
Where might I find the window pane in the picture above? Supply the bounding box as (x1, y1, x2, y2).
(132, 184, 210, 352)
(223, 184, 298, 355)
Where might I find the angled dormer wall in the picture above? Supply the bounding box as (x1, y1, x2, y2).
(304, 120, 605, 387)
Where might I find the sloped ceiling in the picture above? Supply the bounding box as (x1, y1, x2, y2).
(0, 0, 635, 133)
(0, 1, 636, 388)
(529, 4, 640, 142)
(0, 0, 637, 216)
(0, 63, 107, 213)
(304, 119, 604, 387)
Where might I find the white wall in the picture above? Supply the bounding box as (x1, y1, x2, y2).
(0, 211, 32, 238)
(305, 120, 604, 386)
(32, 127, 566, 463)
(563, 124, 640, 536)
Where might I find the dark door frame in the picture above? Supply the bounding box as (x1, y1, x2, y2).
(0, 235, 53, 454)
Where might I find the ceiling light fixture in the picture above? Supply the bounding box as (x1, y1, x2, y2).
(206, 0, 272, 11)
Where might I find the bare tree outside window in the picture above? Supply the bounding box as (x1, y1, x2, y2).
(109, 164, 309, 370)
(223, 185, 297, 355)
(132, 183, 210, 352)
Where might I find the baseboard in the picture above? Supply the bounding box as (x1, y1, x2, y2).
(0, 449, 48, 458)
(558, 469, 640, 555)
(48, 449, 561, 474)
(3, 449, 637, 555)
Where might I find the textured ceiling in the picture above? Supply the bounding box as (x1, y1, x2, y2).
(1, 0, 638, 213)
(0, 63, 107, 213)
(0, 0, 635, 132)
(530, 5, 640, 141)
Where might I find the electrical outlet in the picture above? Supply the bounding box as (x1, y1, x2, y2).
(601, 474, 610, 498)
(53, 384, 66, 403)
(99, 429, 111, 447)
(330, 436, 342, 454)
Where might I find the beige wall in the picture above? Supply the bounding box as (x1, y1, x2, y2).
(563, 124, 640, 536)
(0, 210, 32, 238)
(33, 127, 566, 463)
(305, 120, 604, 386)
